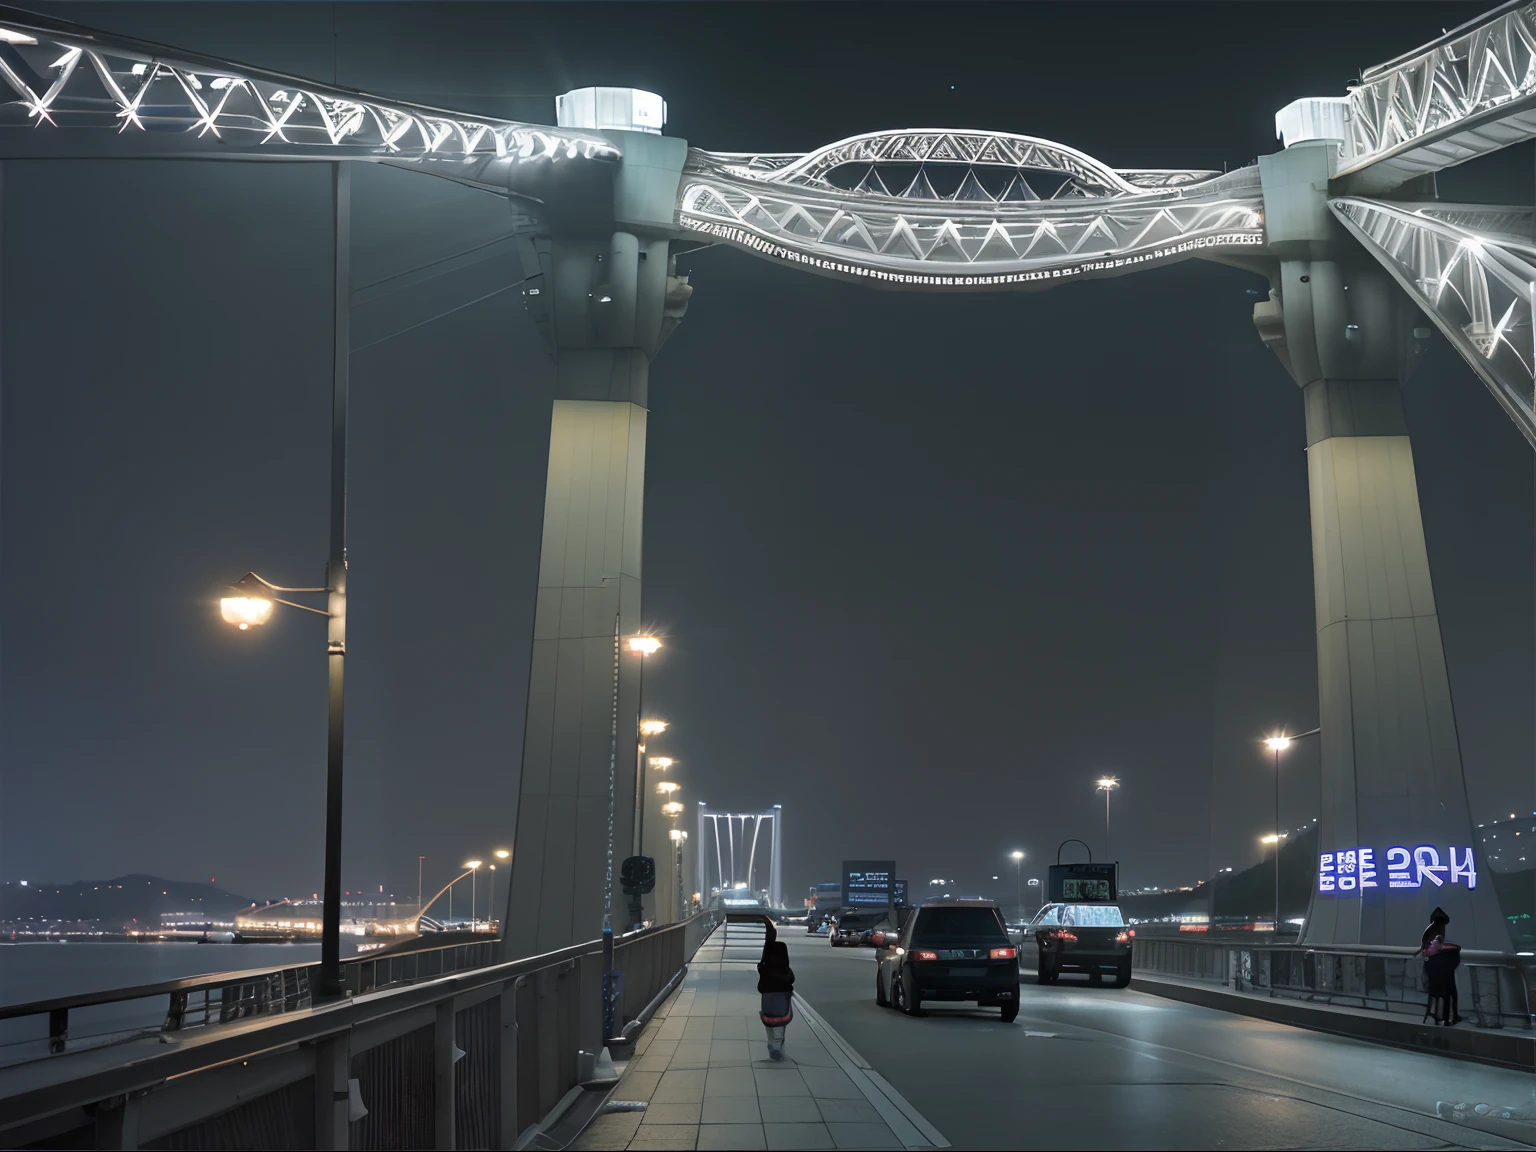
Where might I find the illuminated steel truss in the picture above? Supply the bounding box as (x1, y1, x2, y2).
(0, 10, 617, 193)
(4, 4, 1536, 443)
(1338, 0, 1536, 188)
(1332, 197, 1536, 447)
(678, 132, 1266, 290)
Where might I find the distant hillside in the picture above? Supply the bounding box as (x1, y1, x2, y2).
(0, 874, 256, 930)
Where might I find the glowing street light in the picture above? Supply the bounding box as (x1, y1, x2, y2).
(1095, 777, 1119, 861)
(464, 860, 482, 929)
(1262, 727, 1318, 936)
(657, 781, 680, 796)
(487, 849, 509, 934)
(1009, 850, 1025, 919)
(625, 634, 661, 928)
(640, 719, 669, 737)
(649, 757, 674, 771)
(627, 635, 661, 655)
(662, 801, 684, 817)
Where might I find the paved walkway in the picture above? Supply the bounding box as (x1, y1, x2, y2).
(572, 923, 945, 1151)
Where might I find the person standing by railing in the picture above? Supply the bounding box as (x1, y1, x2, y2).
(1417, 907, 1463, 1025)
(757, 918, 796, 1061)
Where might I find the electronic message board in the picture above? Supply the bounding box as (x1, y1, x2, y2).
(842, 860, 895, 908)
(1048, 862, 1118, 903)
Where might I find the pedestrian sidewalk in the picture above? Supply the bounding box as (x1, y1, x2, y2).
(572, 924, 945, 1151)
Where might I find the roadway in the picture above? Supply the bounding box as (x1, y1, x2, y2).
(782, 931, 1536, 1150)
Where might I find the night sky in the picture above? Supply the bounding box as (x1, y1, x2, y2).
(1, 2, 1530, 912)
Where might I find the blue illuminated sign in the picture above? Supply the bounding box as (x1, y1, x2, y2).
(1317, 845, 1476, 894)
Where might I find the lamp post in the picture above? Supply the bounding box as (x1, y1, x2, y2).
(1010, 851, 1025, 921)
(417, 855, 425, 920)
(1264, 729, 1319, 936)
(218, 163, 350, 999)
(626, 636, 661, 924)
(490, 849, 509, 934)
(1095, 777, 1120, 863)
(670, 829, 688, 921)
(464, 861, 481, 929)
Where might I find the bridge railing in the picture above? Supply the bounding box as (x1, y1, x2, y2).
(0, 910, 721, 1150)
(0, 934, 501, 1064)
(1131, 932, 1533, 1030)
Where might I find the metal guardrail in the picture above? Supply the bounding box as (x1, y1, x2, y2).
(0, 910, 721, 1150)
(0, 934, 501, 1061)
(1131, 932, 1534, 1030)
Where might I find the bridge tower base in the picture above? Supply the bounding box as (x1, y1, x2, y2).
(503, 219, 691, 957)
(1256, 143, 1508, 950)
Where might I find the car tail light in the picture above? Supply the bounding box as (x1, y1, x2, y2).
(1115, 929, 1136, 942)
(1044, 929, 1078, 943)
(912, 950, 939, 962)
(989, 947, 1017, 959)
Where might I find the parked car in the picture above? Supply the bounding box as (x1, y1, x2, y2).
(1028, 902, 1133, 987)
(875, 900, 1019, 1022)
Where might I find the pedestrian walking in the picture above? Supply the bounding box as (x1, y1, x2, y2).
(1417, 907, 1463, 1026)
(757, 918, 795, 1060)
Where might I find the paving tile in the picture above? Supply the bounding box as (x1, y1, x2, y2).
(758, 1097, 822, 1124)
(629, 1051, 675, 1073)
(642, 1102, 703, 1126)
(700, 1095, 763, 1124)
(711, 1015, 748, 1039)
(683, 1017, 716, 1040)
(670, 1039, 714, 1069)
(707, 1039, 752, 1066)
(780, 1043, 837, 1068)
(704, 1065, 758, 1097)
(575, 1112, 643, 1145)
(813, 1099, 882, 1124)
(799, 1067, 861, 1099)
(629, 1125, 700, 1150)
(654, 1069, 708, 1104)
(695, 1123, 767, 1150)
(826, 1122, 900, 1149)
(754, 1070, 811, 1097)
(617, 1071, 661, 1101)
(656, 1016, 688, 1040)
(764, 1122, 835, 1150)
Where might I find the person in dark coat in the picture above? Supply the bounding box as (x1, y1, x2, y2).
(757, 919, 795, 1060)
(1417, 907, 1463, 1026)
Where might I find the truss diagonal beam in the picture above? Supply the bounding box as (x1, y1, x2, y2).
(1331, 196, 1536, 446)
(1339, 1, 1536, 189)
(0, 6, 618, 195)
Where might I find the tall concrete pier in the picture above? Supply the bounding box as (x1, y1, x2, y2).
(1256, 142, 1508, 949)
(504, 90, 692, 955)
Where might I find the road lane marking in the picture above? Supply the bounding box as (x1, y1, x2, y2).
(794, 994, 951, 1150)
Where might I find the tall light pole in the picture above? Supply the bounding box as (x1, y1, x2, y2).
(1096, 777, 1119, 863)
(417, 855, 425, 918)
(464, 860, 482, 929)
(1010, 851, 1025, 921)
(670, 829, 688, 921)
(627, 635, 661, 923)
(218, 163, 351, 999)
(1264, 729, 1319, 936)
(490, 849, 509, 934)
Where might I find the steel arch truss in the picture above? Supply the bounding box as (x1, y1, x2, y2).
(1333, 196, 1536, 447)
(0, 9, 618, 191)
(678, 133, 1265, 290)
(1340, 0, 1536, 187)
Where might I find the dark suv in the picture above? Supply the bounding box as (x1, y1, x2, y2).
(875, 900, 1020, 1021)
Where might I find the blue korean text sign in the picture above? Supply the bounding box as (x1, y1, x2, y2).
(1317, 845, 1477, 894)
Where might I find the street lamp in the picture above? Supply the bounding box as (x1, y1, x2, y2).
(1095, 777, 1120, 861)
(669, 829, 688, 920)
(488, 849, 509, 934)
(217, 164, 352, 1000)
(662, 801, 684, 818)
(464, 860, 482, 930)
(649, 757, 674, 771)
(1010, 851, 1025, 921)
(1263, 729, 1319, 936)
(640, 719, 669, 738)
(625, 635, 661, 925)
(656, 781, 680, 796)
